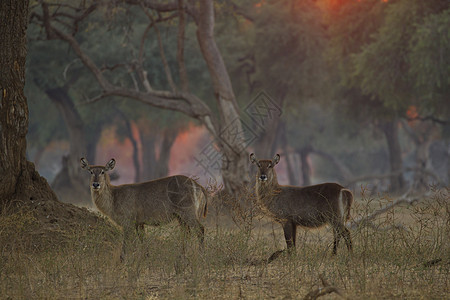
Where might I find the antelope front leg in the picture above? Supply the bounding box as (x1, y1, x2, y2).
(282, 220, 297, 250)
(268, 220, 296, 263)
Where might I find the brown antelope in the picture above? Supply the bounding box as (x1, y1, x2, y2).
(80, 158, 208, 258)
(250, 153, 353, 257)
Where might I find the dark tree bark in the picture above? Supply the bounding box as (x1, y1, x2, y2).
(298, 146, 313, 186)
(140, 125, 158, 181)
(279, 121, 298, 185)
(45, 87, 90, 203)
(139, 121, 177, 181)
(380, 119, 405, 192)
(0, 0, 57, 205)
(156, 128, 177, 178)
(119, 113, 141, 183)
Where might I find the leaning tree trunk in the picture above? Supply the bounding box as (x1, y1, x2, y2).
(380, 119, 405, 193)
(0, 0, 57, 206)
(196, 0, 250, 196)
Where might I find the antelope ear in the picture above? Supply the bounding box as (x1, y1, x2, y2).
(80, 158, 90, 170)
(105, 158, 116, 171)
(250, 153, 258, 164)
(272, 154, 280, 165)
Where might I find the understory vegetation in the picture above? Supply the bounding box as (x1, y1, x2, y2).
(1, 188, 448, 299)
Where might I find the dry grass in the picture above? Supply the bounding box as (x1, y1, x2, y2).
(0, 187, 448, 299)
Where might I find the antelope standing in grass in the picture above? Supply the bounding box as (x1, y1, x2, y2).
(250, 153, 353, 258)
(80, 158, 208, 259)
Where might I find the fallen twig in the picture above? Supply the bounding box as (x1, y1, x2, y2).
(349, 192, 429, 230)
(303, 274, 344, 300)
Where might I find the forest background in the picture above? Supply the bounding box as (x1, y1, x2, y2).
(1, 0, 449, 298)
(22, 0, 449, 205)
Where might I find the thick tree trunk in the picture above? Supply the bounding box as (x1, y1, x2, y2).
(123, 118, 140, 183)
(196, 0, 249, 196)
(86, 128, 101, 163)
(0, 0, 57, 205)
(138, 121, 177, 181)
(279, 121, 297, 185)
(45, 87, 90, 204)
(298, 146, 313, 186)
(140, 126, 158, 181)
(156, 128, 177, 178)
(380, 119, 405, 193)
(401, 119, 436, 192)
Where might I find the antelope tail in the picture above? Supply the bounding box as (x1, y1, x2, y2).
(341, 189, 353, 221)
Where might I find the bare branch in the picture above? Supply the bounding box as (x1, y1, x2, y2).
(177, 0, 189, 92)
(35, 0, 219, 137)
(50, 25, 114, 91)
(63, 59, 80, 81)
(303, 274, 344, 300)
(406, 115, 449, 125)
(345, 167, 444, 187)
(349, 193, 428, 230)
(125, 0, 179, 12)
(100, 63, 128, 72)
(128, 68, 140, 91)
(80, 91, 114, 105)
(310, 148, 353, 182)
(225, 0, 255, 22)
(140, 1, 178, 92)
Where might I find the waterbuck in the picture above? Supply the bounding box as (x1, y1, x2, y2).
(250, 153, 353, 258)
(80, 158, 208, 258)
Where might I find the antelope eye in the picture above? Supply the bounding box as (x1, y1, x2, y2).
(90, 171, 93, 174)
(101, 171, 104, 175)
(268, 164, 272, 168)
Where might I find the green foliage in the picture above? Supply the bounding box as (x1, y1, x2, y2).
(409, 8, 450, 116)
(327, 0, 387, 87)
(352, 0, 449, 113)
(251, 0, 327, 97)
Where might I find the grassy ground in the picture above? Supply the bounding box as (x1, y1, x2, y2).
(0, 188, 448, 299)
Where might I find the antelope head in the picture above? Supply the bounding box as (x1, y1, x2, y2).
(80, 158, 116, 191)
(250, 153, 280, 184)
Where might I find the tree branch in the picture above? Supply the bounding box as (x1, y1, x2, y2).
(177, 0, 189, 92)
(344, 167, 444, 187)
(140, 1, 178, 92)
(225, 0, 255, 22)
(349, 192, 427, 230)
(303, 274, 344, 300)
(406, 115, 449, 125)
(35, 0, 220, 138)
(310, 148, 353, 182)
